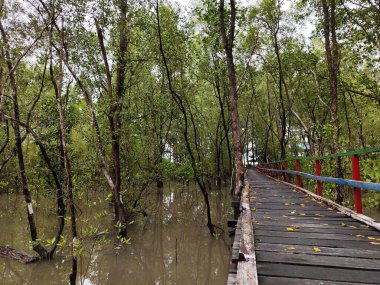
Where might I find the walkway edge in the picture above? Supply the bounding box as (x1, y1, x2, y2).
(258, 170, 380, 231)
(236, 177, 258, 285)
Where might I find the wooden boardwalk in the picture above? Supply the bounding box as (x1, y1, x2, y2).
(229, 169, 380, 285)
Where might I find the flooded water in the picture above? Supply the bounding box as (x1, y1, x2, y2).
(0, 183, 231, 284)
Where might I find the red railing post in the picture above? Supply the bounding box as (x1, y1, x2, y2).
(277, 163, 281, 180)
(284, 161, 289, 183)
(351, 154, 363, 214)
(315, 159, 323, 196)
(296, 159, 302, 187)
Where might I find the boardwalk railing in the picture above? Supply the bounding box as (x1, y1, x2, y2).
(256, 147, 380, 214)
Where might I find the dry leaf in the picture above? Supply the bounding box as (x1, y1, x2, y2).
(313, 247, 321, 252)
(286, 227, 294, 231)
(289, 217, 296, 220)
(355, 235, 365, 238)
(300, 213, 306, 216)
(327, 208, 333, 211)
(370, 242, 380, 245)
(341, 223, 347, 227)
(290, 210, 296, 214)
(287, 246, 296, 250)
(368, 237, 376, 240)
(348, 226, 357, 229)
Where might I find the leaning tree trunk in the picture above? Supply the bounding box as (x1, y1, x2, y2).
(0, 16, 48, 259)
(155, 0, 215, 235)
(219, 0, 244, 197)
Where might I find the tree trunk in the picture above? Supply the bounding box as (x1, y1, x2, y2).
(321, 0, 344, 203)
(219, 0, 244, 197)
(0, 17, 48, 259)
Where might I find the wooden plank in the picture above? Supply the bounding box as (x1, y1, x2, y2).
(253, 220, 365, 228)
(259, 276, 366, 285)
(254, 225, 380, 235)
(255, 230, 378, 241)
(236, 262, 258, 285)
(256, 251, 380, 270)
(256, 243, 380, 259)
(257, 263, 380, 283)
(254, 236, 380, 250)
(227, 274, 236, 285)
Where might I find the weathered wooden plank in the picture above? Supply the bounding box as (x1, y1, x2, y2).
(255, 230, 378, 241)
(257, 263, 380, 283)
(227, 274, 236, 285)
(258, 276, 365, 285)
(256, 243, 380, 259)
(256, 251, 380, 270)
(253, 220, 364, 227)
(236, 262, 258, 285)
(254, 225, 380, 235)
(254, 236, 380, 250)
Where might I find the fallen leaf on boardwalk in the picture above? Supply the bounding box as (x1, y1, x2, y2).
(299, 213, 306, 216)
(313, 218, 320, 220)
(290, 210, 296, 214)
(368, 237, 376, 240)
(282, 215, 288, 218)
(290, 217, 296, 220)
(287, 246, 296, 250)
(322, 224, 329, 226)
(360, 225, 370, 228)
(348, 226, 357, 229)
(286, 227, 294, 231)
(355, 235, 365, 238)
(252, 207, 256, 212)
(341, 223, 347, 227)
(300, 204, 305, 207)
(369, 242, 380, 245)
(313, 247, 321, 252)
(284, 203, 290, 206)
(327, 208, 333, 211)
(294, 226, 301, 229)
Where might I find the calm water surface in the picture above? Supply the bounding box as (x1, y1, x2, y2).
(0, 183, 231, 284)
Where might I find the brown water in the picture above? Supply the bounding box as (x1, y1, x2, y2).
(0, 183, 231, 284)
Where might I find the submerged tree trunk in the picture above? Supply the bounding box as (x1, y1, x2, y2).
(155, 0, 215, 235)
(219, 0, 244, 197)
(53, 16, 78, 284)
(0, 15, 49, 259)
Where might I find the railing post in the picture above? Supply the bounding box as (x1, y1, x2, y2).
(295, 159, 302, 187)
(277, 163, 281, 180)
(315, 159, 323, 196)
(284, 161, 289, 183)
(351, 154, 363, 214)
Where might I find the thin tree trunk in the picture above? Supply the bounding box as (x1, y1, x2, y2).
(155, 0, 215, 235)
(53, 16, 77, 284)
(321, 0, 344, 203)
(219, 0, 244, 197)
(0, 15, 48, 259)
